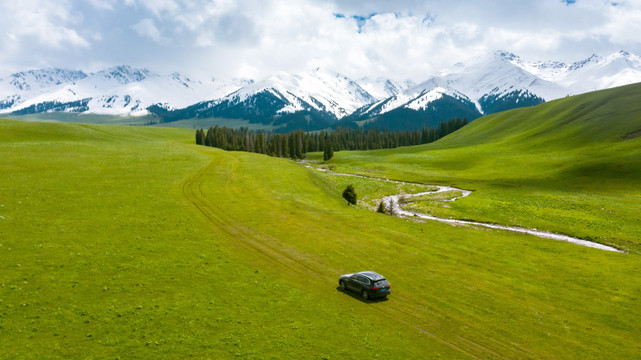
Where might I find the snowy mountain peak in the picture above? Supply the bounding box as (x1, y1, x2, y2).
(356, 77, 416, 100)
(605, 50, 641, 65)
(3, 68, 87, 92)
(226, 68, 375, 119)
(170, 72, 195, 84)
(569, 54, 600, 71)
(517, 51, 641, 92)
(0, 68, 89, 110)
(353, 49, 568, 121)
(495, 50, 520, 62)
(96, 65, 154, 85)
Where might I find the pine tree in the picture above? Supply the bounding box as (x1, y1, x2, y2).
(196, 129, 205, 145)
(296, 131, 304, 159)
(255, 132, 263, 154)
(276, 135, 283, 157)
(205, 127, 214, 147)
(289, 132, 297, 159)
(282, 135, 289, 158)
(323, 140, 333, 161)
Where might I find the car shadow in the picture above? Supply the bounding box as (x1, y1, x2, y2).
(336, 286, 390, 303)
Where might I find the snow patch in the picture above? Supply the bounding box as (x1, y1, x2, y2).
(405, 87, 446, 111)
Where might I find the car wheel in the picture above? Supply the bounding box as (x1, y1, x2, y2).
(340, 281, 346, 290)
(361, 290, 369, 300)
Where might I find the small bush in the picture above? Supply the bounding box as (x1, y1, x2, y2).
(342, 185, 357, 205)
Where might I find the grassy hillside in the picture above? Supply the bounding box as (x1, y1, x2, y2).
(1, 82, 641, 360)
(0, 120, 460, 358)
(327, 83, 641, 252)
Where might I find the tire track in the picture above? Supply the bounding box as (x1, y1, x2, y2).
(182, 159, 322, 277)
(182, 156, 532, 359)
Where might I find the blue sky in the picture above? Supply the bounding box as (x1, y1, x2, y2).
(1, 0, 640, 80)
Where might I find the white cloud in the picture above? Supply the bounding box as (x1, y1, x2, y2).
(1, 0, 641, 80)
(237, 62, 261, 79)
(597, 3, 641, 44)
(90, 0, 117, 10)
(0, 0, 90, 49)
(132, 18, 166, 44)
(129, 0, 180, 18)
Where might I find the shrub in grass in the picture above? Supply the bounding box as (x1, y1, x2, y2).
(343, 185, 357, 205)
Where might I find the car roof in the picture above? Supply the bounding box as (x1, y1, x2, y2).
(357, 271, 385, 281)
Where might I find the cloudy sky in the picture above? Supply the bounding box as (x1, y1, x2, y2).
(1, 0, 640, 80)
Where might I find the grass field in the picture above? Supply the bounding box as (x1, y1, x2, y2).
(1, 84, 641, 359)
(324, 83, 641, 253)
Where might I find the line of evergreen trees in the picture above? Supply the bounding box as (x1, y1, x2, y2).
(196, 118, 468, 160)
(195, 127, 307, 159)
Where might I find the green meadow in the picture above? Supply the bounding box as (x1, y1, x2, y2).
(326, 83, 641, 253)
(1, 84, 641, 359)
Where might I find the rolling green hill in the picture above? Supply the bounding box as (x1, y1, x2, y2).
(328, 83, 641, 252)
(437, 83, 641, 149)
(1, 84, 640, 359)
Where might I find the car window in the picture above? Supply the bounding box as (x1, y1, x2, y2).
(373, 280, 389, 287)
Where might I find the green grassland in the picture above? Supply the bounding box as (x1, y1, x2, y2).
(1, 84, 641, 359)
(326, 83, 641, 253)
(312, 168, 438, 209)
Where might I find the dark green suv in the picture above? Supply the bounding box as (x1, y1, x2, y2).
(339, 271, 391, 300)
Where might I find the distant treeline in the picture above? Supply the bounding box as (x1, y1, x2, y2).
(196, 117, 468, 160)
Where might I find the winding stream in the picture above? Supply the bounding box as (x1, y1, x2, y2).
(307, 165, 623, 253)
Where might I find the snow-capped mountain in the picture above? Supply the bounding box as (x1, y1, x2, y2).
(515, 50, 641, 94)
(152, 68, 377, 131)
(2, 50, 641, 132)
(356, 77, 416, 100)
(344, 50, 641, 129)
(1, 66, 250, 116)
(0, 68, 87, 110)
(224, 68, 376, 119)
(351, 51, 568, 123)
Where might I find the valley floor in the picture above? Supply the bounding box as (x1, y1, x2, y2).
(1, 119, 640, 359)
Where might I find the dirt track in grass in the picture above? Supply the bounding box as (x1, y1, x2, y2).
(181, 157, 514, 359)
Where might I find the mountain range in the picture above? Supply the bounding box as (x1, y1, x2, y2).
(2, 50, 640, 131)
